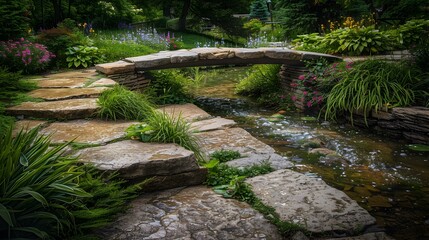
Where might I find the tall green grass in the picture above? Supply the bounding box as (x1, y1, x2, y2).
(324, 60, 420, 123)
(97, 85, 154, 121)
(127, 111, 204, 161)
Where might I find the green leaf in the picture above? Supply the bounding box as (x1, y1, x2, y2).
(82, 62, 88, 68)
(0, 203, 14, 227)
(74, 61, 81, 68)
(204, 159, 219, 169)
(406, 144, 429, 152)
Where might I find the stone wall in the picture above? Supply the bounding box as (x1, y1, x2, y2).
(278, 64, 429, 144)
(108, 71, 151, 91)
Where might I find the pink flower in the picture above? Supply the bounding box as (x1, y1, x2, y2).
(307, 101, 313, 108)
(290, 83, 298, 88)
(291, 95, 297, 101)
(298, 75, 305, 80)
(303, 91, 308, 96)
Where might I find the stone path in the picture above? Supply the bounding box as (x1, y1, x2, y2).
(7, 69, 385, 239)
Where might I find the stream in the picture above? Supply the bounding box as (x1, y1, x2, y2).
(193, 66, 429, 240)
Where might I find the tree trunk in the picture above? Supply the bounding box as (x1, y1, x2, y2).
(178, 0, 191, 31)
(163, 0, 171, 18)
(51, 0, 63, 25)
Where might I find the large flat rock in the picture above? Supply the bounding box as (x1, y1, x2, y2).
(246, 169, 376, 233)
(170, 50, 199, 63)
(28, 87, 108, 101)
(87, 78, 117, 87)
(12, 120, 48, 136)
(264, 48, 302, 60)
(125, 55, 171, 69)
(95, 60, 135, 75)
(77, 140, 199, 179)
(196, 128, 276, 156)
(43, 70, 97, 79)
(40, 120, 138, 144)
(190, 117, 236, 132)
(6, 98, 99, 119)
(190, 48, 235, 59)
(99, 186, 281, 239)
(157, 103, 211, 122)
(35, 78, 88, 88)
(325, 232, 393, 240)
(227, 153, 293, 170)
(233, 48, 265, 59)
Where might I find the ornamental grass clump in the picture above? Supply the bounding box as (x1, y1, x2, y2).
(97, 85, 154, 121)
(324, 60, 419, 124)
(127, 111, 203, 161)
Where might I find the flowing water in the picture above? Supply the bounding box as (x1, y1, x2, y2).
(193, 66, 429, 240)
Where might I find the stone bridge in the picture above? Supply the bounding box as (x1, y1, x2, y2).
(96, 47, 340, 74)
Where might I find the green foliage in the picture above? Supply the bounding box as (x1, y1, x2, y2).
(324, 60, 420, 124)
(146, 70, 194, 104)
(210, 149, 241, 163)
(322, 27, 392, 55)
(0, 125, 143, 238)
(243, 19, 265, 35)
(411, 40, 429, 72)
(66, 45, 105, 68)
(127, 111, 203, 161)
(0, 68, 37, 102)
(0, 113, 14, 135)
(0, 0, 31, 40)
(93, 39, 156, 62)
(398, 19, 429, 48)
(274, 0, 317, 38)
(0, 126, 91, 238)
(249, 0, 270, 22)
(97, 85, 154, 121)
(292, 33, 326, 53)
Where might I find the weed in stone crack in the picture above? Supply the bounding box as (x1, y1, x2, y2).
(210, 149, 241, 163)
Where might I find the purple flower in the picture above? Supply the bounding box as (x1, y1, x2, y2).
(298, 75, 305, 80)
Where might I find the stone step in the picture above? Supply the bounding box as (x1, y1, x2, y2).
(12, 120, 48, 136)
(189, 117, 236, 132)
(157, 103, 211, 122)
(246, 169, 376, 233)
(87, 78, 117, 87)
(35, 78, 89, 88)
(42, 69, 98, 79)
(39, 119, 138, 144)
(98, 186, 282, 239)
(6, 98, 99, 119)
(28, 87, 108, 101)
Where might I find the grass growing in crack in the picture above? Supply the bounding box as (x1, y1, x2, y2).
(97, 85, 154, 121)
(127, 111, 204, 161)
(204, 159, 305, 236)
(210, 149, 241, 163)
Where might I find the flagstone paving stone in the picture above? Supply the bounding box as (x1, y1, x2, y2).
(157, 103, 211, 122)
(35, 78, 88, 88)
(28, 87, 108, 101)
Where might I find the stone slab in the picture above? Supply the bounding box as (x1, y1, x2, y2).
(87, 78, 117, 87)
(12, 120, 48, 136)
(190, 117, 236, 132)
(98, 186, 281, 239)
(233, 48, 265, 59)
(125, 55, 171, 69)
(40, 120, 138, 144)
(28, 87, 108, 101)
(246, 169, 376, 233)
(190, 48, 235, 59)
(170, 51, 199, 63)
(196, 128, 276, 156)
(227, 153, 293, 170)
(264, 48, 302, 60)
(143, 168, 207, 192)
(157, 103, 211, 122)
(95, 60, 135, 75)
(78, 140, 198, 179)
(6, 98, 99, 119)
(43, 70, 98, 79)
(298, 50, 342, 61)
(325, 232, 393, 240)
(35, 78, 88, 88)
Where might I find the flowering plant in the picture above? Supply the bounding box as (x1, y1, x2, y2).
(0, 38, 55, 74)
(164, 32, 183, 50)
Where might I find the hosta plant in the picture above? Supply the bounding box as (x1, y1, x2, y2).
(66, 45, 104, 68)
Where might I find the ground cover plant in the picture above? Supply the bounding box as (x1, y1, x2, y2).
(97, 85, 154, 121)
(0, 125, 142, 239)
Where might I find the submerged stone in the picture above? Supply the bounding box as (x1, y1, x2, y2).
(98, 186, 281, 239)
(246, 169, 376, 233)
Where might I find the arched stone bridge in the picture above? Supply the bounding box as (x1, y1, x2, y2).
(95, 47, 341, 74)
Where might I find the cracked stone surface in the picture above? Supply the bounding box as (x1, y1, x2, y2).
(40, 120, 138, 144)
(77, 140, 199, 179)
(98, 186, 281, 240)
(246, 169, 376, 233)
(28, 87, 108, 101)
(6, 98, 99, 119)
(227, 153, 293, 170)
(190, 117, 236, 132)
(157, 103, 211, 122)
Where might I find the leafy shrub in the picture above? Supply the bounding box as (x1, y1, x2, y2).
(0, 0, 31, 40)
(398, 19, 429, 48)
(236, 64, 282, 107)
(243, 19, 265, 35)
(146, 70, 194, 104)
(411, 40, 429, 72)
(97, 85, 154, 121)
(322, 27, 392, 55)
(0, 68, 37, 101)
(210, 149, 241, 163)
(324, 60, 420, 123)
(292, 33, 326, 53)
(66, 45, 105, 68)
(0, 38, 55, 74)
(127, 111, 203, 161)
(0, 125, 142, 238)
(92, 39, 156, 62)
